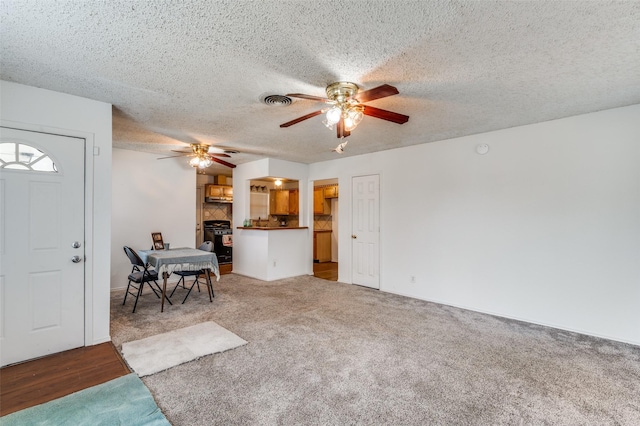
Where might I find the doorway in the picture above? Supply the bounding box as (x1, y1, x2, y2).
(0, 127, 86, 366)
(312, 178, 338, 281)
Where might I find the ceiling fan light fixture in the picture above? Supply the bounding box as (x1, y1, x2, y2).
(322, 119, 334, 130)
(325, 107, 341, 125)
(348, 107, 364, 123)
(344, 107, 364, 131)
(343, 116, 355, 131)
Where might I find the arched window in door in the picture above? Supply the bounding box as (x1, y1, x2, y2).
(0, 142, 58, 172)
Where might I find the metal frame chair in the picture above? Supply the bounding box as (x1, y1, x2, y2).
(123, 246, 172, 312)
(170, 241, 214, 303)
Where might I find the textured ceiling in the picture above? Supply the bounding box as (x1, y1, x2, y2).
(1, 1, 639, 175)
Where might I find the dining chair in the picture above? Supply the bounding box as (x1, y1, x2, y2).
(123, 246, 172, 313)
(169, 241, 214, 303)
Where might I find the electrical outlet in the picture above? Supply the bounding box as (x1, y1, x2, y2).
(410, 276, 416, 284)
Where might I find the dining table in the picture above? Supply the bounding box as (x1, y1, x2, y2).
(138, 247, 220, 312)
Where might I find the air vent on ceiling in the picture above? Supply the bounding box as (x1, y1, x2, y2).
(261, 94, 292, 106)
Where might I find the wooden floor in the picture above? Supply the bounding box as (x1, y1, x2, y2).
(0, 342, 130, 416)
(313, 262, 338, 281)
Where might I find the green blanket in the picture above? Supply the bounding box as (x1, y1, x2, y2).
(0, 373, 170, 425)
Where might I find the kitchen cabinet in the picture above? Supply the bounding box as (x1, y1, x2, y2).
(323, 185, 339, 198)
(313, 188, 331, 215)
(270, 190, 290, 215)
(314, 231, 332, 262)
(205, 184, 233, 202)
(288, 189, 299, 215)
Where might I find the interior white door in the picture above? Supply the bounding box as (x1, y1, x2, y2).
(0, 127, 85, 367)
(352, 174, 380, 289)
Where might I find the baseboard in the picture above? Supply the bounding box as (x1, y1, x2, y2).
(383, 288, 639, 347)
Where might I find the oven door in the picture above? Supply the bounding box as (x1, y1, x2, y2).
(212, 233, 232, 264)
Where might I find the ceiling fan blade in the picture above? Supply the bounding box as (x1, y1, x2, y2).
(208, 153, 231, 158)
(286, 93, 329, 102)
(157, 153, 194, 160)
(211, 157, 236, 168)
(170, 149, 192, 154)
(335, 117, 350, 138)
(362, 105, 409, 124)
(280, 110, 323, 128)
(353, 84, 399, 103)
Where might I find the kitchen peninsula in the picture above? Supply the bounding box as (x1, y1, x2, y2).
(233, 159, 311, 282)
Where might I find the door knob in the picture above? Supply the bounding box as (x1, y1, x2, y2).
(72, 241, 81, 248)
(352, 235, 357, 239)
(71, 255, 82, 263)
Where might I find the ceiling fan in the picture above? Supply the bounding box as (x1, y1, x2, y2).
(280, 82, 409, 138)
(157, 143, 236, 169)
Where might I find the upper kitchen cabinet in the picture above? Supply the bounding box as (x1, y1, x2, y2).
(323, 185, 338, 198)
(270, 189, 290, 215)
(289, 189, 299, 215)
(313, 187, 331, 215)
(205, 184, 233, 203)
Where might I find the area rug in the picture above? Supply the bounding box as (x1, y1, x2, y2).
(0, 373, 169, 426)
(121, 321, 247, 377)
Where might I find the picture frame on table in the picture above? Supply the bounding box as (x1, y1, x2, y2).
(151, 232, 164, 250)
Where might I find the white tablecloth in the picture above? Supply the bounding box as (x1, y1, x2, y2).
(138, 247, 220, 281)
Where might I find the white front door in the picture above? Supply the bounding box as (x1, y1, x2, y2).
(0, 127, 85, 366)
(352, 174, 380, 289)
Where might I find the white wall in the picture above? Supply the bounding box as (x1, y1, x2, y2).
(309, 104, 640, 345)
(111, 148, 196, 289)
(0, 80, 112, 345)
(233, 158, 312, 280)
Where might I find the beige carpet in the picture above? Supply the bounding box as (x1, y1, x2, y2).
(111, 274, 640, 425)
(121, 322, 247, 377)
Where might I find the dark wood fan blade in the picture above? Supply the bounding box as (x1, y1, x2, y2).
(170, 150, 192, 154)
(335, 117, 351, 138)
(208, 153, 231, 158)
(352, 84, 399, 103)
(362, 105, 409, 124)
(280, 110, 323, 127)
(157, 154, 194, 160)
(286, 93, 329, 102)
(211, 157, 236, 168)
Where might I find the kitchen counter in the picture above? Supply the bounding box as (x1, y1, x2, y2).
(237, 226, 309, 231)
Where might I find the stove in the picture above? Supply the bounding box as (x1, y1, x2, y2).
(204, 220, 232, 264)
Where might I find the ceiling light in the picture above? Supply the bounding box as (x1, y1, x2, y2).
(188, 144, 214, 169)
(325, 107, 341, 125)
(321, 84, 366, 133)
(274, 179, 282, 187)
